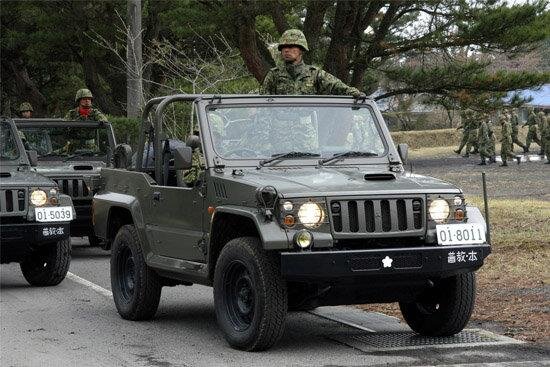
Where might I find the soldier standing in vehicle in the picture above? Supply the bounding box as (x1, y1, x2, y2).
(510, 109, 528, 153)
(65, 88, 108, 122)
(260, 29, 365, 97)
(524, 107, 542, 154)
(499, 111, 515, 167)
(18, 102, 33, 118)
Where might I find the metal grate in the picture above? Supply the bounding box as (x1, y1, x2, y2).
(53, 178, 91, 200)
(0, 189, 27, 216)
(213, 181, 228, 199)
(330, 197, 424, 237)
(329, 329, 521, 351)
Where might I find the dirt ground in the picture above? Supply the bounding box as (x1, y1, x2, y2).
(360, 152, 550, 347)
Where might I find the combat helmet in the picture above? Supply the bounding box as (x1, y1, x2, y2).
(19, 102, 33, 112)
(278, 29, 309, 51)
(75, 88, 93, 104)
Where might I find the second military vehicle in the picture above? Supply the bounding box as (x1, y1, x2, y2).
(15, 118, 116, 247)
(1, 118, 74, 286)
(93, 95, 491, 351)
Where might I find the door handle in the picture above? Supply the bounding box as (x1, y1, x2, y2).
(152, 191, 161, 201)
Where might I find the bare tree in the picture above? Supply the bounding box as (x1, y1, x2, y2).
(127, 0, 143, 118)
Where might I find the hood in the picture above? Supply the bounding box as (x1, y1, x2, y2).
(232, 165, 460, 197)
(33, 161, 104, 177)
(0, 168, 56, 188)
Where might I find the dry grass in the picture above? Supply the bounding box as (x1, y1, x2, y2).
(359, 197, 550, 345)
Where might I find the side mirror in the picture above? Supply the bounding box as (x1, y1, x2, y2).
(26, 150, 38, 167)
(397, 143, 409, 164)
(173, 146, 193, 170)
(113, 143, 133, 169)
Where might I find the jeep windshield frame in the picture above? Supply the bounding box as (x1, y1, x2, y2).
(0, 119, 29, 167)
(14, 119, 116, 163)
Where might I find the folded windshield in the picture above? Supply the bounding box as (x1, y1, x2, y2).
(0, 122, 21, 161)
(207, 105, 386, 162)
(17, 125, 109, 160)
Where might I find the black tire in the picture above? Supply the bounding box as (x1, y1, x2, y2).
(111, 224, 161, 320)
(213, 237, 287, 351)
(20, 238, 71, 287)
(399, 272, 476, 336)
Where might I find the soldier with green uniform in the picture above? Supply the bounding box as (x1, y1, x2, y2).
(260, 29, 364, 97)
(510, 110, 528, 153)
(477, 113, 496, 165)
(524, 107, 542, 154)
(18, 102, 33, 118)
(499, 112, 515, 167)
(65, 88, 108, 122)
(541, 112, 550, 164)
(467, 111, 480, 155)
(455, 109, 474, 156)
(536, 111, 546, 157)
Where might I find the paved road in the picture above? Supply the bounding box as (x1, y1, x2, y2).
(2, 239, 550, 367)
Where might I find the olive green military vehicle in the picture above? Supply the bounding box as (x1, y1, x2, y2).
(93, 95, 491, 351)
(15, 119, 116, 247)
(1, 118, 74, 286)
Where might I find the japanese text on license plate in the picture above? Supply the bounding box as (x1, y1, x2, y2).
(436, 223, 486, 245)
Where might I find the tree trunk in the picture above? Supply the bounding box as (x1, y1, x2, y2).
(303, 0, 331, 63)
(269, 1, 289, 35)
(4, 56, 47, 117)
(127, 0, 143, 118)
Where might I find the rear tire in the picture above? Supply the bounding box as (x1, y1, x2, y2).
(214, 237, 287, 351)
(111, 224, 161, 320)
(399, 272, 476, 336)
(20, 238, 71, 287)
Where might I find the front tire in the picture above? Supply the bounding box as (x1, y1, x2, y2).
(399, 272, 476, 336)
(111, 224, 161, 320)
(213, 237, 287, 351)
(20, 238, 71, 286)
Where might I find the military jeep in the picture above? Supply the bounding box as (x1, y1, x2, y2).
(93, 95, 491, 351)
(15, 118, 116, 247)
(1, 118, 74, 286)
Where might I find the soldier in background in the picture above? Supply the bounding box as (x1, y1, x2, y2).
(65, 88, 108, 122)
(536, 111, 546, 157)
(455, 109, 476, 157)
(477, 112, 496, 165)
(524, 107, 542, 154)
(499, 111, 516, 167)
(510, 109, 528, 153)
(467, 111, 480, 155)
(261, 29, 365, 97)
(18, 102, 33, 118)
(540, 112, 550, 164)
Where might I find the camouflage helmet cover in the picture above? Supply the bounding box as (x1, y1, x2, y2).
(278, 29, 309, 51)
(75, 88, 93, 103)
(19, 102, 33, 112)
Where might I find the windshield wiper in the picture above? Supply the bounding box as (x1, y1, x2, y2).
(320, 150, 378, 165)
(63, 151, 97, 162)
(259, 151, 320, 167)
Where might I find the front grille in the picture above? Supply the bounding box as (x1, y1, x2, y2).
(0, 189, 27, 216)
(53, 178, 91, 200)
(330, 197, 424, 237)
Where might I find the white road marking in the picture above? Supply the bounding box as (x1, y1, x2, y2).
(67, 272, 112, 298)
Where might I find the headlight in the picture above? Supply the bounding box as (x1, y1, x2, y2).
(429, 198, 450, 223)
(453, 196, 463, 206)
(294, 230, 313, 249)
(30, 189, 48, 206)
(297, 202, 325, 228)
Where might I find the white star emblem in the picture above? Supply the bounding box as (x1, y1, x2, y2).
(382, 256, 393, 268)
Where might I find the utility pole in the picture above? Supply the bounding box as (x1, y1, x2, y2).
(127, 0, 143, 118)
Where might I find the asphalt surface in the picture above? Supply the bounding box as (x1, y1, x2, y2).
(2, 239, 550, 367)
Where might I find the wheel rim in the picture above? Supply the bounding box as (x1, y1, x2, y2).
(117, 245, 135, 301)
(223, 261, 255, 331)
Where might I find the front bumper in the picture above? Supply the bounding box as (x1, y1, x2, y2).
(1, 222, 70, 263)
(280, 244, 491, 281)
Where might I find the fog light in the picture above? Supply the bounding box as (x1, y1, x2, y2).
(283, 201, 293, 211)
(284, 215, 295, 227)
(49, 197, 59, 205)
(294, 230, 313, 249)
(454, 209, 465, 221)
(453, 196, 463, 206)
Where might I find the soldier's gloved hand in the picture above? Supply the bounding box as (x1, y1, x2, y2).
(353, 91, 367, 100)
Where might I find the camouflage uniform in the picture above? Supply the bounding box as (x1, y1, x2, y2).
(466, 112, 480, 154)
(455, 109, 474, 156)
(260, 29, 362, 97)
(182, 147, 205, 186)
(65, 88, 108, 122)
(510, 112, 527, 152)
(499, 114, 514, 166)
(525, 109, 542, 153)
(536, 111, 546, 156)
(540, 113, 550, 163)
(477, 114, 495, 165)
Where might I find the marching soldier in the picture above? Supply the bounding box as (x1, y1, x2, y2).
(455, 109, 473, 156)
(261, 29, 365, 97)
(541, 112, 550, 164)
(477, 113, 496, 165)
(499, 111, 517, 167)
(510, 110, 528, 153)
(65, 88, 108, 122)
(537, 111, 546, 157)
(524, 107, 542, 154)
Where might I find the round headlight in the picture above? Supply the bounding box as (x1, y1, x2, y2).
(30, 190, 48, 207)
(283, 201, 293, 211)
(297, 202, 324, 228)
(294, 230, 313, 249)
(453, 196, 463, 206)
(49, 188, 58, 196)
(429, 198, 450, 223)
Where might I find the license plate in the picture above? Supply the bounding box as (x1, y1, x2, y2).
(436, 223, 486, 245)
(35, 206, 73, 222)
